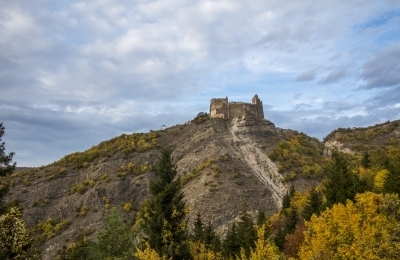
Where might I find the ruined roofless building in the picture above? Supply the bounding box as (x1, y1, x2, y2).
(209, 95, 264, 119)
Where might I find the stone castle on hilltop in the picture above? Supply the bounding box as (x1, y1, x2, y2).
(209, 95, 264, 119)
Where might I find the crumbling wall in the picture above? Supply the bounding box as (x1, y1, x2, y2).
(210, 97, 229, 119)
(229, 102, 246, 119)
(210, 95, 264, 120)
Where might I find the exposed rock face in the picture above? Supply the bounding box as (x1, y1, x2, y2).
(6, 117, 289, 259)
(324, 140, 354, 155)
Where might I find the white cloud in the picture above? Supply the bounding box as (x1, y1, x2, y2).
(1, 0, 400, 166)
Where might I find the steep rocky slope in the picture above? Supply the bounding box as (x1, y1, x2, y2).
(4, 116, 321, 259)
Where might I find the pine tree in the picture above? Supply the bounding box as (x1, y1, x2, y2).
(361, 151, 370, 168)
(302, 187, 322, 221)
(383, 147, 400, 195)
(191, 213, 204, 242)
(256, 209, 266, 226)
(274, 206, 299, 250)
(323, 151, 365, 208)
(0, 123, 16, 177)
(140, 148, 190, 259)
(0, 123, 16, 215)
(236, 210, 257, 258)
(282, 184, 295, 210)
(203, 221, 221, 252)
(223, 223, 240, 258)
(88, 208, 134, 259)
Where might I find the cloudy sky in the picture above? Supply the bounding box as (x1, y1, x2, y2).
(1, 0, 400, 167)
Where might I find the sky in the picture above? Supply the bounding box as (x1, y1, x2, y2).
(1, 0, 400, 167)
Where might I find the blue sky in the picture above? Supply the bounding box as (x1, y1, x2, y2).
(1, 0, 400, 166)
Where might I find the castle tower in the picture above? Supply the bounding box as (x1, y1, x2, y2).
(252, 94, 261, 104)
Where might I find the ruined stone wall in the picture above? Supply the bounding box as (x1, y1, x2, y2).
(210, 95, 264, 120)
(210, 98, 229, 119)
(245, 103, 264, 119)
(228, 102, 246, 119)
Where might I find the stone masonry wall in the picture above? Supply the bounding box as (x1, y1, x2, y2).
(210, 95, 264, 120)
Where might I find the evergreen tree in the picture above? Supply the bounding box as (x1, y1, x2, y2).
(203, 221, 221, 252)
(256, 209, 266, 227)
(0, 123, 16, 177)
(383, 147, 400, 195)
(88, 208, 134, 259)
(236, 210, 257, 258)
(223, 223, 240, 258)
(274, 206, 299, 250)
(323, 151, 365, 208)
(302, 187, 323, 221)
(0, 123, 16, 215)
(191, 213, 204, 242)
(361, 151, 370, 168)
(282, 184, 295, 210)
(141, 148, 190, 259)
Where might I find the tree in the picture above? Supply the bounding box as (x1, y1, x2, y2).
(191, 213, 204, 242)
(236, 209, 257, 258)
(323, 152, 365, 208)
(140, 148, 190, 259)
(240, 223, 283, 260)
(299, 192, 400, 260)
(361, 150, 370, 168)
(0, 123, 16, 177)
(88, 208, 134, 259)
(0, 207, 40, 259)
(0, 123, 16, 214)
(383, 147, 400, 195)
(223, 223, 240, 258)
(302, 187, 322, 221)
(274, 206, 299, 250)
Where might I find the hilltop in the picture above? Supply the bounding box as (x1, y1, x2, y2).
(3, 113, 400, 259)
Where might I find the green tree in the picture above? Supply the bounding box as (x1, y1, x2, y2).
(202, 221, 221, 252)
(223, 223, 240, 258)
(236, 210, 257, 258)
(0, 207, 40, 259)
(191, 213, 204, 242)
(140, 148, 190, 259)
(274, 205, 299, 250)
(323, 152, 365, 208)
(0, 123, 16, 214)
(361, 150, 370, 168)
(383, 147, 400, 195)
(302, 187, 322, 221)
(282, 184, 295, 210)
(88, 208, 134, 259)
(0, 123, 16, 177)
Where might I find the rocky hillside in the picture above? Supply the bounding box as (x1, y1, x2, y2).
(324, 120, 400, 152)
(4, 115, 329, 259)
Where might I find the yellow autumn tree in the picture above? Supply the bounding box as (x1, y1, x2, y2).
(135, 242, 170, 260)
(299, 192, 400, 260)
(189, 242, 225, 260)
(240, 223, 283, 260)
(374, 169, 389, 191)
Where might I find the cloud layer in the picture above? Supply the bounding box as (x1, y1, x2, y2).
(1, 0, 400, 166)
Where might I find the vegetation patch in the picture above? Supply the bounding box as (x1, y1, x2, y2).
(70, 180, 95, 195)
(34, 218, 71, 242)
(269, 131, 328, 180)
(55, 131, 159, 169)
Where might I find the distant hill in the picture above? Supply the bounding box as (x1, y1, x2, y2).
(3, 114, 399, 259)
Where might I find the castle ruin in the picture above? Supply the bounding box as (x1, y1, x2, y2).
(209, 95, 264, 120)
